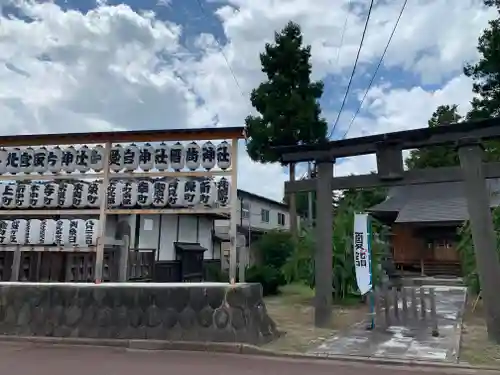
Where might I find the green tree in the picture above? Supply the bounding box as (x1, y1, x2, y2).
(246, 230, 293, 296)
(255, 230, 295, 269)
(405, 105, 462, 169)
(462, 0, 500, 162)
(464, 1, 500, 120)
(282, 192, 388, 301)
(283, 191, 316, 219)
(338, 187, 386, 210)
(245, 21, 328, 241)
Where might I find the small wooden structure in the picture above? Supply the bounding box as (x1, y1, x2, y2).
(0, 127, 245, 283)
(369, 180, 500, 276)
(373, 286, 439, 337)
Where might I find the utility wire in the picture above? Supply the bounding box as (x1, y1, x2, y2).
(307, 1, 351, 175)
(334, 0, 352, 75)
(328, 0, 375, 139)
(194, 0, 245, 98)
(342, 0, 408, 140)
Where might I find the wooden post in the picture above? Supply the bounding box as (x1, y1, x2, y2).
(229, 138, 239, 284)
(10, 245, 21, 281)
(118, 235, 130, 282)
(94, 141, 111, 284)
(383, 286, 391, 327)
(307, 162, 314, 227)
(238, 234, 246, 283)
(420, 287, 427, 320)
(429, 287, 439, 337)
(458, 139, 500, 343)
(401, 287, 408, 324)
(314, 160, 333, 327)
(374, 287, 381, 328)
(392, 287, 400, 323)
(411, 287, 418, 320)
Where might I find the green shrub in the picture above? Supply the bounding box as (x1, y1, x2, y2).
(281, 190, 388, 301)
(282, 229, 315, 287)
(255, 230, 294, 269)
(246, 265, 285, 296)
(204, 262, 227, 282)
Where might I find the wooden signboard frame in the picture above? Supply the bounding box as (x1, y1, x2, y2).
(0, 126, 245, 283)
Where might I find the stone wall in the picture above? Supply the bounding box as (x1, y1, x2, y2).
(0, 282, 279, 345)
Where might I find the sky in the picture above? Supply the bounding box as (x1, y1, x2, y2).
(0, 0, 496, 202)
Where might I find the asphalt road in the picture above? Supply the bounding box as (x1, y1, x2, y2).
(0, 342, 496, 375)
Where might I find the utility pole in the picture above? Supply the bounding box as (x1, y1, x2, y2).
(307, 161, 314, 227)
(289, 163, 299, 244)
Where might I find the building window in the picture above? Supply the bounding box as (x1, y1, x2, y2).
(241, 201, 250, 219)
(261, 209, 270, 223)
(278, 212, 286, 226)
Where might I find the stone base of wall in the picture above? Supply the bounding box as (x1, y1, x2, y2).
(0, 282, 279, 345)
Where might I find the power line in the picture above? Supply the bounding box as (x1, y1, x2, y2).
(328, 0, 375, 139)
(334, 0, 352, 74)
(342, 0, 408, 140)
(194, 0, 245, 98)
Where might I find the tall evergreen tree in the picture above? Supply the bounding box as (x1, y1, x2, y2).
(245, 21, 328, 240)
(464, 1, 500, 120)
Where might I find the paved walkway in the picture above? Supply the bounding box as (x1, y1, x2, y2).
(309, 286, 467, 363)
(0, 342, 492, 375)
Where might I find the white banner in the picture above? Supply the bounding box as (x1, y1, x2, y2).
(353, 213, 372, 295)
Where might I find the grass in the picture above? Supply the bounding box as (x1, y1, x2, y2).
(263, 283, 368, 353)
(460, 297, 500, 366)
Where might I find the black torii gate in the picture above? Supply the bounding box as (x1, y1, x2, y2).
(273, 117, 500, 343)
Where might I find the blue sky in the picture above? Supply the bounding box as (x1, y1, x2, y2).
(0, 0, 423, 139)
(0, 0, 495, 198)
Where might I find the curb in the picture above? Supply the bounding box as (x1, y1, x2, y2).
(0, 335, 499, 372)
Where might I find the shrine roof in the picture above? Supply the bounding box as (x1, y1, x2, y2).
(369, 179, 500, 223)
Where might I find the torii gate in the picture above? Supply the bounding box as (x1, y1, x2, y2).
(273, 117, 500, 343)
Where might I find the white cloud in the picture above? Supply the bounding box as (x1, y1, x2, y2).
(0, 0, 496, 201)
(210, 0, 494, 82)
(336, 74, 474, 177)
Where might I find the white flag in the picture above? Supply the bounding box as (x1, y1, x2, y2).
(353, 213, 372, 295)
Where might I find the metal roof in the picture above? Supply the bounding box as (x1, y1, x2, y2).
(369, 179, 500, 223)
(237, 189, 288, 208)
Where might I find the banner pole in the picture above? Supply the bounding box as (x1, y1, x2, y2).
(368, 213, 375, 330)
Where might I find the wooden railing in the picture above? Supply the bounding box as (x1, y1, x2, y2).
(0, 249, 119, 282)
(128, 249, 155, 281)
(153, 259, 222, 282)
(0, 246, 221, 283)
(0, 252, 13, 281)
(373, 286, 439, 336)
